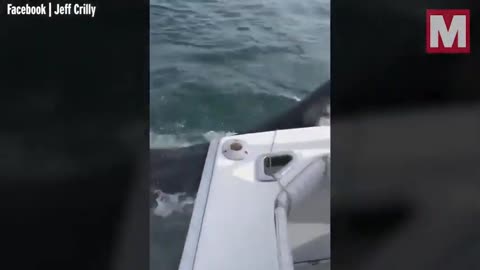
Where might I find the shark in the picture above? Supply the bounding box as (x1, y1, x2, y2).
(150, 80, 330, 200)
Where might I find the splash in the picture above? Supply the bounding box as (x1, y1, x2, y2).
(152, 190, 196, 218)
(150, 130, 236, 149)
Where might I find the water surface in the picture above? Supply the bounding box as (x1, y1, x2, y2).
(150, 0, 330, 268)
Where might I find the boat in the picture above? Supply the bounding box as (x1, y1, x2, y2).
(178, 125, 330, 270)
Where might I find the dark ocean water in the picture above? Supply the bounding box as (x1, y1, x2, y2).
(150, 0, 330, 269)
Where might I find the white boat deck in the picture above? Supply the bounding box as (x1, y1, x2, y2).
(180, 126, 330, 270)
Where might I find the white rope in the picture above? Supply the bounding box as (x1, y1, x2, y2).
(269, 130, 295, 270)
(268, 130, 292, 215)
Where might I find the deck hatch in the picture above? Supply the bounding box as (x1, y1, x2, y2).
(256, 151, 296, 182)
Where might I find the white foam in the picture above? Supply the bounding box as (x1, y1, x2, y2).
(202, 130, 237, 141)
(153, 190, 196, 218)
(150, 130, 236, 149)
(149, 132, 194, 148)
